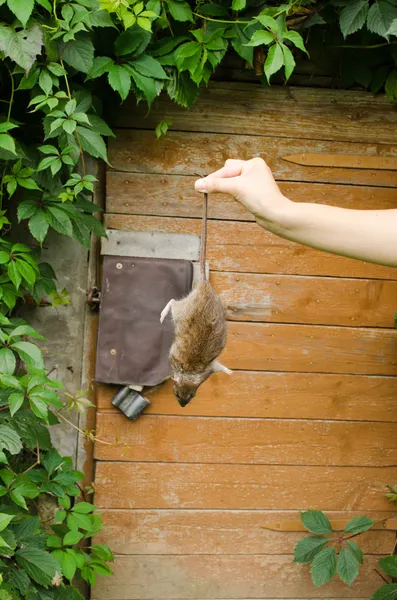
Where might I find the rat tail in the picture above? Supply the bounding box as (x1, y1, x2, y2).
(200, 192, 208, 281)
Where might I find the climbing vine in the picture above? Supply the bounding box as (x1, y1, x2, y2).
(1, 0, 397, 598)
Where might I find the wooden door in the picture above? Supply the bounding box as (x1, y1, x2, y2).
(92, 82, 397, 600)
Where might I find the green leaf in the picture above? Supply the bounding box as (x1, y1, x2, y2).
(88, 56, 114, 79)
(29, 211, 49, 244)
(114, 26, 149, 56)
(43, 448, 63, 474)
(8, 392, 24, 416)
(91, 544, 114, 562)
(9, 324, 43, 341)
(39, 69, 52, 95)
(283, 30, 308, 54)
(91, 561, 113, 576)
(108, 64, 131, 100)
(67, 511, 92, 531)
(0, 251, 10, 264)
(76, 126, 108, 163)
(10, 341, 44, 371)
(130, 70, 158, 106)
(344, 516, 374, 534)
(45, 206, 73, 237)
(16, 259, 37, 287)
(367, 0, 397, 38)
(37, 156, 58, 171)
(371, 584, 397, 600)
(246, 30, 274, 46)
(131, 54, 168, 79)
(0, 134, 16, 155)
(63, 120, 76, 134)
(264, 42, 284, 82)
(0, 424, 23, 454)
(72, 501, 95, 514)
(232, 0, 246, 10)
(294, 536, 328, 564)
(281, 43, 295, 80)
(85, 114, 114, 137)
(0, 348, 16, 375)
(301, 510, 333, 535)
(339, 0, 369, 38)
(18, 198, 38, 221)
(255, 14, 279, 32)
(29, 396, 48, 421)
(379, 555, 397, 577)
(337, 547, 360, 585)
(63, 530, 84, 546)
(18, 177, 41, 191)
(16, 547, 58, 586)
(0, 513, 14, 532)
(346, 542, 366, 569)
(62, 36, 94, 74)
(7, 0, 34, 27)
(0, 23, 42, 74)
(311, 547, 337, 587)
(167, 0, 194, 21)
(62, 549, 77, 581)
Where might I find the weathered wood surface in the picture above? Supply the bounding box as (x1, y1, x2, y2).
(108, 130, 397, 188)
(106, 173, 397, 218)
(213, 273, 397, 326)
(90, 554, 386, 599)
(112, 82, 397, 145)
(95, 462, 395, 510)
(94, 414, 397, 466)
(220, 322, 397, 375)
(105, 214, 397, 280)
(96, 375, 397, 421)
(94, 510, 395, 555)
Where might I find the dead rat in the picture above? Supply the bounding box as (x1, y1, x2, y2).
(160, 191, 232, 407)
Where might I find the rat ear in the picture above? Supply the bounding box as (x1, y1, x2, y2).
(212, 360, 233, 375)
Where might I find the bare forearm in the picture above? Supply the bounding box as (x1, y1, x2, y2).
(259, 202, 397, 268)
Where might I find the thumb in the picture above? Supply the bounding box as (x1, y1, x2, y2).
(194, 176, 238, 196)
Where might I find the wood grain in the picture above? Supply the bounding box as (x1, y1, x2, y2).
(96, 375, 397, 421)
(106, 173, 397, 218)
(105, 214, 397, 280)
(90, 554, 386, 599)
(112, 82, 397, 145)
(94, 462, 396, 510)
(108, 130, 397, 188)
(212, 273, 397, 326)
(94, 510, 395, 555)
(94, 414, 397, 467)
(220, 322, 397, 375)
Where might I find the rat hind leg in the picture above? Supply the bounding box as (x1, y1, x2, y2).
(160, 299, 175, 323)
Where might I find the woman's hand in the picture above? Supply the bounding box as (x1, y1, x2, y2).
(194, 157, 397, 268)
(195, 158, 292, 225)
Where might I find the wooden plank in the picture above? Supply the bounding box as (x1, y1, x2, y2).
(112, 82, 397, 145)
(212, 273, 397, 326)
(94, 414, 397, 467)
(220, 322, 397, 375)
(108, 130, 397, 188)
(106, 173, 397, 218)
(96, 374, 397, 421)
(261, 517, 397, 533)
(105, 214, 397, 280)
(90, 554, 385, 599)
(94, 462, 396, 510)
(94, 510, 395, 555)
(283, 153, 397, 170)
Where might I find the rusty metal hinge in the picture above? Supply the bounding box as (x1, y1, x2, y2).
(86, 286, 101, 311)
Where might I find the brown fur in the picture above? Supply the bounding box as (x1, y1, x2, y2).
(160, 193, 232, 406)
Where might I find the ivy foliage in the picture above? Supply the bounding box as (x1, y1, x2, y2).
(294, 510, 397, 597)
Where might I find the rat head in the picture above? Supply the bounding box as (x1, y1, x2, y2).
(173, 360, 232, 407)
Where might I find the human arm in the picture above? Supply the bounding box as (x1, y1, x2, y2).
(194, 158, 397, 268)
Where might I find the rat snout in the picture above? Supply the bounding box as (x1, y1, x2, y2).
(173, 383, 196, 407)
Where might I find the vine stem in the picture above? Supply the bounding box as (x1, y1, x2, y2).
(192, 11, 248, 24)
(52, 408, 116, 446)
(59, 58, 86, 176)
(335, 41, 397, 49)
(0, 65, 15, 210)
